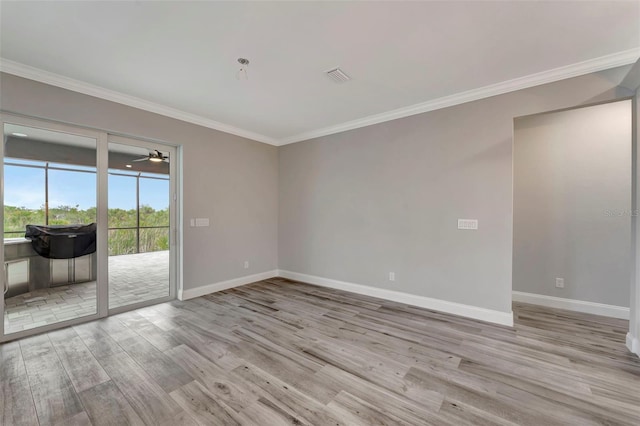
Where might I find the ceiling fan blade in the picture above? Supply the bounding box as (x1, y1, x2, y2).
(131, 157, 149, 162)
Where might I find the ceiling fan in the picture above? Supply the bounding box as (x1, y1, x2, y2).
(131, 150, 169, 163)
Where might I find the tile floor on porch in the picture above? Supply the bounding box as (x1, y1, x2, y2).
(3, 250, 169, 334)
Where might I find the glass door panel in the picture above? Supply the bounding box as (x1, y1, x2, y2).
(108, 141, 173, 310)
(3, 123, 99, 335)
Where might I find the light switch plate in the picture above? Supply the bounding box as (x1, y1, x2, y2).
(458, 219, 478, 230)
(195, 218, 210, 227)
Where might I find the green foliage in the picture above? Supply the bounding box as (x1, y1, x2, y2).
(108, 208, 136, 228)
(4, 204, 169, 256)
(49, 205, 96, 226)
(4, 206, 44, 234)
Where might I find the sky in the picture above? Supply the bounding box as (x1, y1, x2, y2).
(4, 164, 169, 210)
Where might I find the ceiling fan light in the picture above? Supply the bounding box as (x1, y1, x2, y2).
(149, 157, 163, 162)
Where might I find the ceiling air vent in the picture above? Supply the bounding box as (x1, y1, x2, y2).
(325, 67, 351, 83)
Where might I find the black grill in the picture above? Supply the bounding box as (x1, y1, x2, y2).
(25, 223, 97, 259)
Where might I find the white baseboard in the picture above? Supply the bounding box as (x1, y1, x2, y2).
(627, 333, 640, 357)
(179, 270, 279, 300)
(512, 291, 629, 319)
(278, 270, 514, 327)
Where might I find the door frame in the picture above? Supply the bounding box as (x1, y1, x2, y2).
(629, 94, 640, 357)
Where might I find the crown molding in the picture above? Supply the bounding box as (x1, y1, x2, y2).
(278, 47, 640, 145)
(2, 48, 639, 147)
(0, 59, 278, 146)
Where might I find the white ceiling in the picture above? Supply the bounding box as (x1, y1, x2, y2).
(1, 1, 639, 145)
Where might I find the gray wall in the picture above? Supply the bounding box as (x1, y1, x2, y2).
(0, 73, 279, 291)
(279, 66, 634, 314)
(513, 100, 632, 307)
(2, 65, 636, 316)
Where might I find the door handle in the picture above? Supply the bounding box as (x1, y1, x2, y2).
(3, 263, 8, 295)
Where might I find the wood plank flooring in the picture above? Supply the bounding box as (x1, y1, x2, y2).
(1, 277, 639, 425)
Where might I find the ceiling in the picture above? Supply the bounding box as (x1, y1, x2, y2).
(1, 1, 639, 146)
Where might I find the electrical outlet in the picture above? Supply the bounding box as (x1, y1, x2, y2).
(389, 272, 395, 282)
(555, 278, 564, 288)
(244, 261, 249, 269)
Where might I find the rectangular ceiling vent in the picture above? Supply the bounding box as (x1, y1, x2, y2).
(326, 67, 351, 83)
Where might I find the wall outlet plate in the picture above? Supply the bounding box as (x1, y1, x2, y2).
(458, 219, 478, 230)
(555, 278, 565, 288)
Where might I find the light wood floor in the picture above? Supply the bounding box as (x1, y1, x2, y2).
(1, 277, 639, 425)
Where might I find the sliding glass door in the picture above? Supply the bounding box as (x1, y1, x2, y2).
(1, 115, 178, 342)
(107, 136, 176, 312)
(1, 117, 107, 340)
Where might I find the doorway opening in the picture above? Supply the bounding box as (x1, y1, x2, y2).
(512, 99, 633, 333)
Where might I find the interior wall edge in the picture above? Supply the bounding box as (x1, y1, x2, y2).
(626, 332, 640, 357)
(278, 270, 514, 327)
